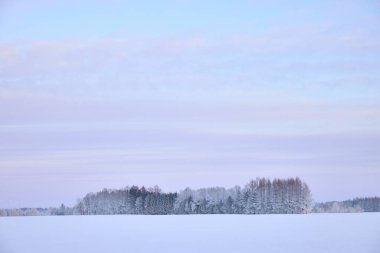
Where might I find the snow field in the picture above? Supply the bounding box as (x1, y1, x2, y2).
(0, 213, 379, 253)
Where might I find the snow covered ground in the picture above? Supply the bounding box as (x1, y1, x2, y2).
(0, 213, 379, 253)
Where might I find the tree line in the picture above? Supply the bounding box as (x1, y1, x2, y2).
(313, 197, 380, 213)
(73, 177, 313, 215)
(0, 177, 315, 216)
(1, 177, 379, 216)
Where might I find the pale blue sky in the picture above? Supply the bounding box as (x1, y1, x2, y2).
(0, 0, 379, 208)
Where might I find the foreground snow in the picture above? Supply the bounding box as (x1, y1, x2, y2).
(0, 213, 379, 253)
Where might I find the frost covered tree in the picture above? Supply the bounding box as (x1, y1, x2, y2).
(171, 177, 313, 215)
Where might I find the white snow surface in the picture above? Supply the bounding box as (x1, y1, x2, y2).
(0, 213, 379, 253)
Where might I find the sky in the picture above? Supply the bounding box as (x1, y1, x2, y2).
(0, 0, 379, 208)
